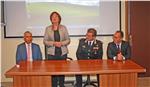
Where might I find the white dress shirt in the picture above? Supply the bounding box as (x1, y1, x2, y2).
(88, 40, 94, 46)
(25, 43, 33, 61)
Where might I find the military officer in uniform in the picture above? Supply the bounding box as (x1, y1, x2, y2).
(76, 28, 103, 87)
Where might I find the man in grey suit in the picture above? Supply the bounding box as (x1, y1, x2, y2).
(107, 31, 131, 60)
(76, 28, 103, 87)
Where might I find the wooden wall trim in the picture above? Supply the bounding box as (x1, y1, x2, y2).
(125, 1, 129, 41)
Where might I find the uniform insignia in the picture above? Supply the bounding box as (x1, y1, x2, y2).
(82, 45, 86, 48)
(93, 47, 99, 50)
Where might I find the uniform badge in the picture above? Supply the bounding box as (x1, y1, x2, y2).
(82, 45, 86, 48)
(93, 47, 99, 50)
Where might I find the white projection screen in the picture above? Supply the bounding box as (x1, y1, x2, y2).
(4, 0, 120, 37)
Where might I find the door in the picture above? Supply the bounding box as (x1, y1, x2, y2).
(129, 1, 150, 77)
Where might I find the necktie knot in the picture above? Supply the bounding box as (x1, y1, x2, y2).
(117, 44, 121, 52)
(117, 45, 119, 49)
(88, 41, 91, 46)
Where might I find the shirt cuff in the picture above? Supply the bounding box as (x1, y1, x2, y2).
(122, 56, 126, 60)
(113, 56, 116, 60)
(16, 64, 20, 68)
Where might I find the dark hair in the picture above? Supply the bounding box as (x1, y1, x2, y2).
(87, 28, 97, 37)
(24, 31, 32, 36)
(50, 11, 61, 24)
(116, 30, 124, 38)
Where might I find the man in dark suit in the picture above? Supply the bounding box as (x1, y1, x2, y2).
(76, 28, 103, 87)
(107, 31, 131, 60)
(16, 31, 42, 64)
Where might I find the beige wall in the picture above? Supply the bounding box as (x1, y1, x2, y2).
(1, 2, 126, 82)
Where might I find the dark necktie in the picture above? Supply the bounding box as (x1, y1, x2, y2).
(88, 41, 92, 47)
(117, 44, 121, 53)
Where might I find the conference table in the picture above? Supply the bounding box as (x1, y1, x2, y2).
(5, 59, 146, 87)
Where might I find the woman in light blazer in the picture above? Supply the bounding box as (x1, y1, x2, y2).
(43, 11, 70, 87)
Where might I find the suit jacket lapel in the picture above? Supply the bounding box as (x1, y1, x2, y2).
(58, 26, 63, 41)
(93, 40, 98, 46)
(121, 41, 125, 52)
(31, 43, 34, 59)
(112, 42, 118, 51)
(23, 43, 27, 59)
(49, 26, 54, 41)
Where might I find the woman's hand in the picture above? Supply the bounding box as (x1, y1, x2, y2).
(54, 42, 62, 47)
